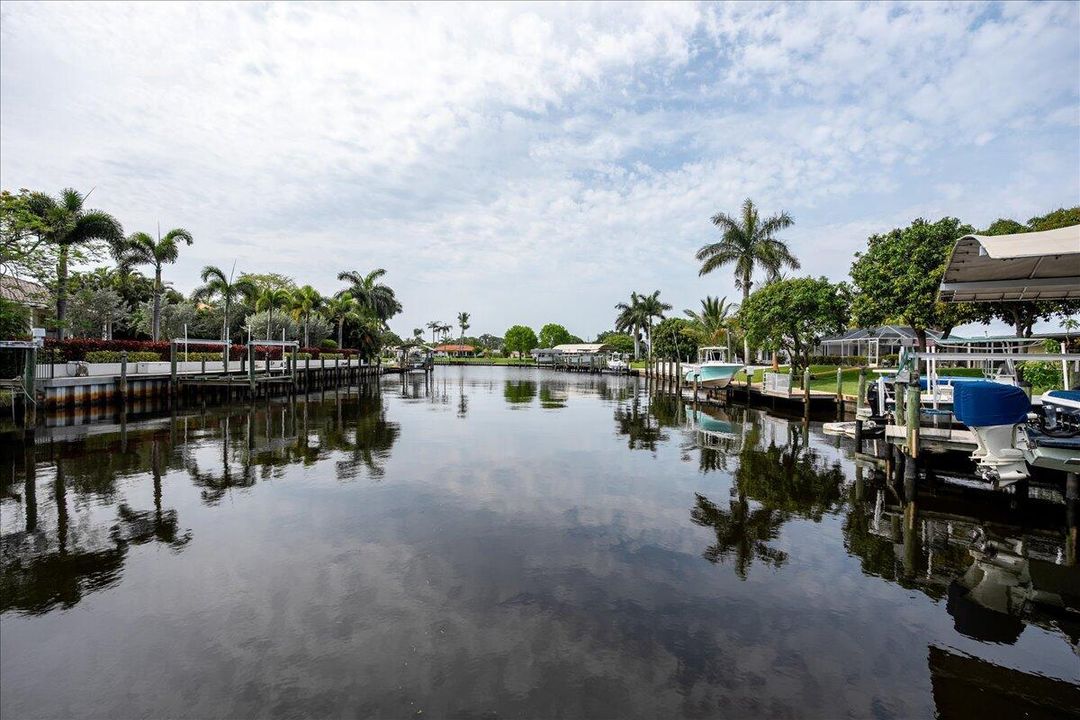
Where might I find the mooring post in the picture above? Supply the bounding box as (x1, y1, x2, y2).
(803, 367, 811, 410)
(291, 345, 298, 391)
(906, 385, 920, 459)
(247, 342, 255, 395)
(835, 366, 843, 408)
(119, 351, 128, 410)
(693, 374, 700, 408)
(854, 418, 864, 454)
(170, 342, 178, 398)
(856, 367, 867, 416)
(201, 357, 207, 376)
(22, 345, 36, 429)
(895, 381, 906, 429)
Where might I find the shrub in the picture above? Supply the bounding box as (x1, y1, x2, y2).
(321, 339, 338, 350)
(180, 352, 223, 362)
(808, 354, 868, 366)
(1018, 361, 1062, 391)
(84, 350, 161, 363)
(320, 353, 344, 360)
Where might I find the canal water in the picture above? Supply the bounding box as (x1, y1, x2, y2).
(2, 367, 1077, 718)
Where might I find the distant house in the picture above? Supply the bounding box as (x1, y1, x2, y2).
(434, 343, 476, 358)
(813, 326, 944, 365)
(551, 343, 612, 354)
(0, 275, 49, 335)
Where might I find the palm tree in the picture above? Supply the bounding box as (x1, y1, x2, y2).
(117, 227, 195, 341)
(457, 311, 470, 345)
(684, 295, 737, 347)
(426, 320, 441, 345)
(412, 327, 424, 341)
(26, 188, 124, 339)
(337, 268, 402, 325)
(638, 290, 671, 362)
(290, 285, 323, 348)
(438, 322, 453, 342)
(696, 198, 798, 362)
(614, 292, 647, 360)
(254, 287, 292, 341)
(322, 295, 363, 348)
(194, 265, 257, 346)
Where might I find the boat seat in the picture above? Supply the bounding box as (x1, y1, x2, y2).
(1023, 426, 1080, 450)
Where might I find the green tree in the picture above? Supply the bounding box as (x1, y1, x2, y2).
(194, 265, 257, 345)
(1, 189, 54, 286)
(253, 287, 292, 341)
(25, 188, 124, 339)
(538, 323, 574, 348)
(322, 295, 363, 349)
(595, 331, 635, 355)
(337, 268, 402, 325)
(504, 324, 538, 358)
(739, 277, 849, 377)
(638, 290, 671, 362)
(651, 317, 698, 361)
(614, 292, 647, 359)
(457, 311, 471, 344)
(116, 227, 194, 341)
(426, 320, 442, 345)
(850, 217, 974, 349)
(684, 295, 737, 348)
(68, 286, 125, 339)
(696, 198, 799, 362)
(290, 285, 323, 348)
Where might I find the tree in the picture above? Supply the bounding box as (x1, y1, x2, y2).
(427, 320, 442, 345)
(595, 331, 635, 355)
(652, 317, 699, 361)
(1, 189, 54, 286)
(684, 295, 737, 348)
(638, 290, 671, 362)
(253, 287, 292, 341)
(538, 323, 574, 348)
(477, 333, 503, 352)
(25, 188, 124, 339)
(850, 217, 975, 349)
(337, 268, 402, 325)
(412, 327, 424, 341)
(195, 265, 257, 345)
(504, 325, 538, 358)
(322, 295, 363, 348)
(739, 277, 849, 377)
(67, 286, 125, 339)
(696, 198, 799, 362)
(116, 227, 194, 341)
(614, 292, 647, 359)
(290, 285, 323, 348)
(457, 311, 471, 344)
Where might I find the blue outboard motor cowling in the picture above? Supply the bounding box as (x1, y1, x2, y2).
(952, 382, 1030, 427)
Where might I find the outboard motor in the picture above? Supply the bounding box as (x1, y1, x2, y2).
(952, 382, 1031, 485)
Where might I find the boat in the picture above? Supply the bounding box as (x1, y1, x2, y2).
(607, 352, 629, 372)
(683, 346, 743, 389)
(952, 382, 1080, 485)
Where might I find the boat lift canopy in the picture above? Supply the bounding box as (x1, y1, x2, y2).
(938, 224, 1080, 302)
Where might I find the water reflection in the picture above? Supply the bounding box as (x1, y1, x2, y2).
(503, 378, 537, 407)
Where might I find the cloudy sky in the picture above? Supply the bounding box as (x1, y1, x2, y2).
(2, 1, 1078, 338)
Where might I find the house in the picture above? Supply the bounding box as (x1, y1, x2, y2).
(434, 343, 476, 358)
(0, 275, 49, 336)
(813, 326, 944, 365)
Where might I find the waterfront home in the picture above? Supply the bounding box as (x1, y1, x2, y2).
(0, 276, 49, 335)
(434, 343, 476, 358)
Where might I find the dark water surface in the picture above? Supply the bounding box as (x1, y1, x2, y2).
(2, 367, 1078, 719)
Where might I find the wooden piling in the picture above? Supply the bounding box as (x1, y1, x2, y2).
(22, 345, 36, 428)
(803, 367, 811, 416)
(906, 385, 920, 459)
(856, 367, 867, 415)
(835, 367, 843, 407)
(119, 351, 128, 410)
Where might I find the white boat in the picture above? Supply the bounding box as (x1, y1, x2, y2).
(607, 352, 629, 372)
(683, 346, 743, 389)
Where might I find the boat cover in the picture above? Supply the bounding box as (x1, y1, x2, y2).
(1045, 390, 1080, 408)
(1023, 426, 1080, 449)
(953, 382, 1030, 427)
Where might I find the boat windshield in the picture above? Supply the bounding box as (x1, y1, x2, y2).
(699, 347, 728, 363)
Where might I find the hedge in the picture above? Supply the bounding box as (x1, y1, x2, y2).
(84, 351, 162, 363)
(43, 339, 362, 362)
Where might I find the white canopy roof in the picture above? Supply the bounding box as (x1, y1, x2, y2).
(938, 224, 1080, 302)
(552, 343, 612, 354)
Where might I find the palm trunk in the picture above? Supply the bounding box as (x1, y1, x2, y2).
(338, 318, 344, 348)
(267, 308, 272, 342)
(56, 245, 70, 340)
(153, 268, 162, 342)
(304, 316, 309, 348)
(742, 277, 751, 365)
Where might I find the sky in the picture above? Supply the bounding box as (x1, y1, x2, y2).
(1, 1, 1078, 339)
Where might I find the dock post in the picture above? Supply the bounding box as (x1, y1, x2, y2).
(291, 345, 298, 392)
(856, 367, 867, 416)
(321, 355, 326, 387)
(895, 381, 906, 428)
(835, 367, 843, 409)
(854, 418, 864, 454)
(201, 357, 206, 376)
(247, 342, 255, 396)
(693, 374, 699, 408)
(1066, 472, 1077, 566)
(305, 355, 311, 389)
(119, 351, 128, 410)
(675, 358, 681, 396)
(170, 343, 178, 398)
(803, 367, 811, 416)
(906, 385, 920, 459)
(22, 346, 36, 429)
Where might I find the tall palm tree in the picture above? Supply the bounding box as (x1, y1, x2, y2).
(614, 292, 647, 360)
(194, 265, 257, 346)
(696, 198, 798, 362)
(457, 311, 470, 345)
(638, 290, 671, 362)
(290, 285, 323, 348)
(426, 320, 441, 345)
(322, 295, 363, 348)
(412, 328, 424, 341)
(438, 322, 452, 342)
(117, 227, 195, 341)
(253, 287, 292, 341)
(26, 188, 124, 339)
(684, 295, 737, 346)
(337, 268, 402, 325)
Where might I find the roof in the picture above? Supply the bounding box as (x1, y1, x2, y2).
(434, 344, 475, 352)
(552, 343, 612, 354)
(0, 275, 49, 307)
(939, 225, 1080, 302)
(819, 325, 944, 343)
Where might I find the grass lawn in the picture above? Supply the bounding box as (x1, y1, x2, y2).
(433, 357, 533, 366)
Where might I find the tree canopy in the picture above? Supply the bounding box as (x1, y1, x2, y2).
(538, 323, 574, 348)
(849, 217, 974, 348)
(504, 325, 538, 357)
(651, 317, 698, 362)
(739, 277, 849, 375)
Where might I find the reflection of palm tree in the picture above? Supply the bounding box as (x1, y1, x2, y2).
(114, 440, 192, 549)
(613, 395, 667, 451)
(690, 493, 788, 579)
(504, 380, 537, 406)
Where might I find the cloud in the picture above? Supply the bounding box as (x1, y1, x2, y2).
(1, 1, 1077, 337)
